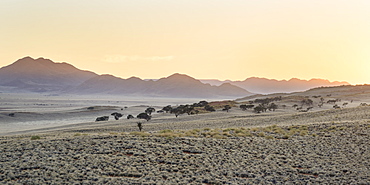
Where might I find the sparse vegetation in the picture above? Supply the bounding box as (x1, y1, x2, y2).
(30, 136, 41, 140)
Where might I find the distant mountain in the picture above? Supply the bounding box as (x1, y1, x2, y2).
(0, 57, 97, 92)
(201, 77, 350, 94)
(0, 57, 350, 97)
(0, 57, 251, 98)
(68, 73, 252, 98)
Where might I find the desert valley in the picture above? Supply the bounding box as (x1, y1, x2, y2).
(0, 57, 369, 184)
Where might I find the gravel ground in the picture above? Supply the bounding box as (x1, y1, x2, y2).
(1, 121, 369, 184)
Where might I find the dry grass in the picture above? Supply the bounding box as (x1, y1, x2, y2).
(121, 122, 361, 140)
(209, 100, 237, 109)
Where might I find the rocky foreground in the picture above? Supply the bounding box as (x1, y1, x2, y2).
(0, 121, 369, 184)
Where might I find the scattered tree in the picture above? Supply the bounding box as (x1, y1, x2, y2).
(254, 104, 267, 113)
(145, 107, 156, 115)
(333, 104, 341, 109)
(111, 112, 123, 120)
(204, 105, 216, 112)
(301, 98, 313, 107)
(268, 103, 278, 111)
(137, 113, 151, 121)
(127, 114, 134, 119)
(96, 116, 109, 122)
(162, 105, 172, 113)
(223, 105, 231, 112)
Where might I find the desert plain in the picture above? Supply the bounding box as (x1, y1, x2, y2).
(1, 85, 370, 184)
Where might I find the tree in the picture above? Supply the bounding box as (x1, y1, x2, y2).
(127, 114, 134, 119)
(254, 106, 264, 113)
(301, 98, 313, 107)
(223, 105, 231, 112)
(204, 105, 216, 112)
(171, 107, 185, 117)
(192, 101, 209, 107)
(268, 103, 278, 111)
(184, 105, 194, 115)
(111, 112, 123, 120)
(96, 116, 109, 122)
(137, 122, 143, 131)
(137, 113, 151, 121)
(254, 104, 267, 113)
(145, 107, 156, 115)
(240, 104, 247, 111)
(162, 105, 172, 113)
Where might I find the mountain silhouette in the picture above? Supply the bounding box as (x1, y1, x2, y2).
(0, 57, 350, 97)
(0, 57, 97, 92)
(68, 73, 252, 98)
(201, 77, 350, 94)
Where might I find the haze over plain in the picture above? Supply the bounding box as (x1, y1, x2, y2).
(1, 0, 369, 84)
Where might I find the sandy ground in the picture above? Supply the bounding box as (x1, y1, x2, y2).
(1, 87, 370, 184)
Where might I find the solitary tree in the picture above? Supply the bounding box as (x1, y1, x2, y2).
(137, 122, 143, 131)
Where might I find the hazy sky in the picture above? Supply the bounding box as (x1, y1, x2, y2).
(1, 0, 369, 84)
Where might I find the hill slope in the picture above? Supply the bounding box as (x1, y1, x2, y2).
(0, 57, 97, 92)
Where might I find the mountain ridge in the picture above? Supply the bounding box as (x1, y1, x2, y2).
(0, 57, 251, 98)
(201, 77, 349, 94)
(0, 57, 350, 96)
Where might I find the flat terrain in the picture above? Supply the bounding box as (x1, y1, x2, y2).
(1, 85, 370, 184)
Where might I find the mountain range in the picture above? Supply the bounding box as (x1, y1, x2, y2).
(201, 78, 349, 94)
(0, 57, 251, 98)
(0, 57, 350, 97)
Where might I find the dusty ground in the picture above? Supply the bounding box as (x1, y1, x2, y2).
(1, 85, 370, 184)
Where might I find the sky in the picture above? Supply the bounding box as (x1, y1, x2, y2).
(1, 0, 369, 84)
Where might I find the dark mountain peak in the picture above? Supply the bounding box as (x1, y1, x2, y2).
(97, 74, 117, 79)
(167, 73, 195, 80)
(244, 77, 280, 82)
(288, 78, 301, 82)
(219, 82, 234, 88)
(0, 57, 98, 91)
(127, 76, 143, 81)
(18, 56, 34, 61)
(156, 73, 200, 85)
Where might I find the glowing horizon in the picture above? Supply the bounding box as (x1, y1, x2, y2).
(1, 0, 369, 85)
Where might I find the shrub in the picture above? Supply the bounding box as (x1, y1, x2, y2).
(130, 131, 150, 137)
(282, 135, 289, 139)
(159, 129, 173, 133)
(299, 130, 308, 136)
(31, 136, 41, 140)
(265, 135, 274, 139)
